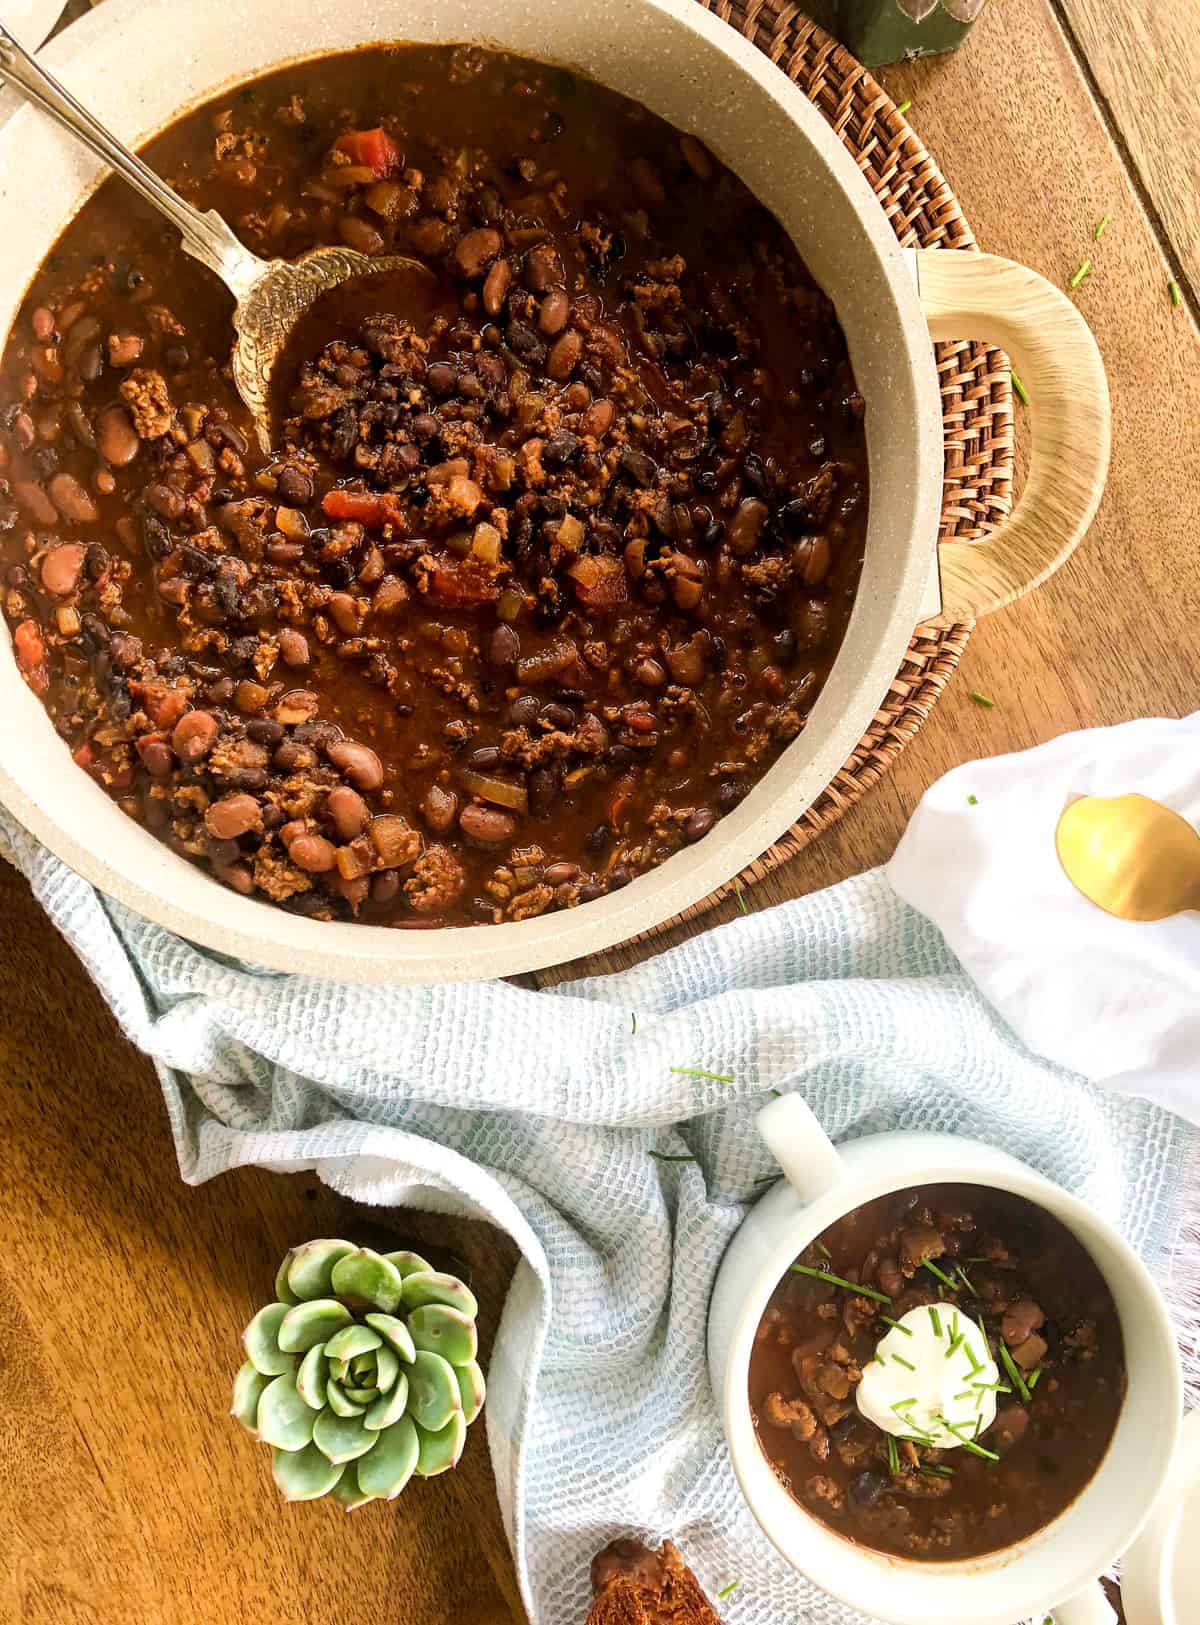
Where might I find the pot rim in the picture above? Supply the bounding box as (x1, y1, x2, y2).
(0, 0, 944, 981)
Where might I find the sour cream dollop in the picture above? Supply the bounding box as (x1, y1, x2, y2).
(855, 1304, 1001, 1449)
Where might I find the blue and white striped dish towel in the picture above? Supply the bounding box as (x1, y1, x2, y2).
(1, 802, 1196, 1625)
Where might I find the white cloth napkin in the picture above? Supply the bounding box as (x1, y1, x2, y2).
(1, 800, 1197, 1625)
(888, 714, 1200, 1125)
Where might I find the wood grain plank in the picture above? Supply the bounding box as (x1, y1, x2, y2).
(1056, 0, 1200, 299)
(539, 0, 1200, 986)
(0, 862, 525, 1625)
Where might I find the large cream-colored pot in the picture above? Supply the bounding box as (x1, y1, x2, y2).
(0, 0, 1110, 982)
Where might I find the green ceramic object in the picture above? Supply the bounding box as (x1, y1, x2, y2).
(231, 1240, 485, 1508)
(837, 0, 988, 67)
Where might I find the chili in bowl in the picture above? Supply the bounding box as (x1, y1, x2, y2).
(707, 1098, 1181, 1625)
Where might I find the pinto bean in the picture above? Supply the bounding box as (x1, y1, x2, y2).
(327, 738, 384, 791)
(459, 802, 517, 845)
(172, 709, 218, 762)
(538, 289, 570, 335)
(482, 257, 512, 316)
(325, 785, 369, 841)
(546, 329, 582, 381)
(273, 689, 320, 725)
(277, 628, 310, 667)
(205, 793, 262, 840)
(453, 226, 503, 279)
(14, 480, 58, 526)
(288, 832, 338, 873)
(96, 406, 140, 467)
(1001, 1299, 1046, 1348)
(40, 542, 86, 597)
(421, 784, 458, 833)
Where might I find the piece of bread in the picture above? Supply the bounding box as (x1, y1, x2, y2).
(587, 1539, 723, 1625)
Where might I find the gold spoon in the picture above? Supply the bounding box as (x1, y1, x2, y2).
(0, 25, 428, 451)
(1055, 793, 1200, 921)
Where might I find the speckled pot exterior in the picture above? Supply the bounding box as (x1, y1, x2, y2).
(0, 0, 944, 981)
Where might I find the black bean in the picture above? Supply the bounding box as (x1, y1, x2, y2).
(715, 780, 745, 813)
(608, 865, 632, 890)
(541, 432, 579, 467)
(578, 881, 606, 903)
(510, 694, 540, 727)
(619, 446, 657, 486)
(684, 807, 716, 843)
(467, 745, 501, 771)
(585, 824, 610, 854)
(276, 466, 314, 505)
(539, 702, 574, 731)
(773, 628, 797, 665)
(528, 767, 560, 816)
(488, 623, 520, 666)
(607, 744, 635, 767)
(849, 1471, 886, 1508)
(247, 718, 284, 745)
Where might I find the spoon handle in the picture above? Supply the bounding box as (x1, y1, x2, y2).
(0, 24, 264, 300)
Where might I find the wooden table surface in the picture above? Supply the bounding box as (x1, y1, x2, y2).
(2, 2, 1197, 1621)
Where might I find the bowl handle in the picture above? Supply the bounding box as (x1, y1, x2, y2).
(912, 248, 1112, 624)
(756, 1095, 845, 1203)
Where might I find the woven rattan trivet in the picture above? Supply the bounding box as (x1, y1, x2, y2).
(622, 4, 1014, 944)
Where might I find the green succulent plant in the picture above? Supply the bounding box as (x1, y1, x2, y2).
(231, 1239, 486, 1508)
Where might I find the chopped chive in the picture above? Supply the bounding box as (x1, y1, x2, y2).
(938, 1416, 1000, 1461)
(899, 1431, 936, 1445)
(972, 1381, 1011, 1394)
(631, 1012, 637, 1034)
(998, 1340, 1031, 1403)
(956, 1266, 977, 1297)
(649, 1151, 697, 1163)
(892, 1353, 917, 1372)
(929, 1306, 943, 1339)
(879, 1314, 913, 1336)
(891, 1399, 919, 1414)
(967, 793, 979, 806)
(952, 1312, 960, 1338)
(967, 690, 996, 711)
(896, 98, 912, 117)
(922, 1464, 955, 1478)
(887, 1434, 900, 1476)
(944, 1335, 964, 1359)
(953, 1389, 976, 1402)
(1011, 370, 1030, 407)
(1169, 279, 1181, 307)
(669, 1066, 734, 1082)
(1028, 1368, 1043, 1391)
(733, 877, 748, 915)
(963, 1343, 983, 1376)
(752, 1174, 776, 1186)
(1094, 212, 1111, 239)
(815, 1240, 832, 1260)
(921, 1258, 959, 1290)
(1068, 258, 1092, 289)
(716, 1581, 740, 1601)
(768, 1088, 782, 1098)
(788, 1263, 892, 1304)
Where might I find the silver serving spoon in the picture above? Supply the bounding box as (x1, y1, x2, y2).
(0, 25, 428, 450)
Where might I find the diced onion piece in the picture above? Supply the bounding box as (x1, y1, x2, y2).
(458, 771, 529, 814)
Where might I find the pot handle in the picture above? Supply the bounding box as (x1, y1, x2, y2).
(756, 1095, 845, 1203)
(1052, 1584, 1118, 1625)
(912, 248, 1111, 624)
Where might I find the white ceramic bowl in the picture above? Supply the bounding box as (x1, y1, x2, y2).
(0, 0, 1110, 981)
(708, 1096, 1182, 1625)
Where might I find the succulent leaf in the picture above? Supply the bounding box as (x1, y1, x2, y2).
(343, 1385, 381, 1403)
(278, 1298, 353, 1354)
(231, 1361, 272, 1435)
(330, 1357, 350, 1382)
(257, 1372, 317, 1452)
(324, 1324, 383, 1362)
(455, 1360, 487, 1426)
(331, 1463, 377, 1511)
(407, 1349, 462, 1433)
(312, 1406, 378, 1465)
(356, 1415, 419, 1499)
(296, 1344, 329, 1410)
(242, 1303, 296, 1377)
(274, 1250, 301, 1306)
(364, 1312, 417, 1365)
(271, 1442, 346, 1502)
(326, 1379, 367, 1418)
(365, 1371, 409, 1430)
(350, 1353, 375, 1378)
(383, 1250, 434, 1279)
(408, 1303, 479, 1367)
(414, 1410, 467, 1478)
(286, 1239, 356, 1301)
(400, 1271, 479, 1319)
(330, 1248, 405, 1313)
(373, 1345, 401, 1394)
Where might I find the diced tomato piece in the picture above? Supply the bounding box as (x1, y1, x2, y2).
(425, 559, 499, 608)
(134, 682, 189, 728)
(72, 742, 95, 772)
(333, 127, 400, 178)
(322, 488, 405, 529)
(13, 619, 49, 696)
(567, 554, 628, 613)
